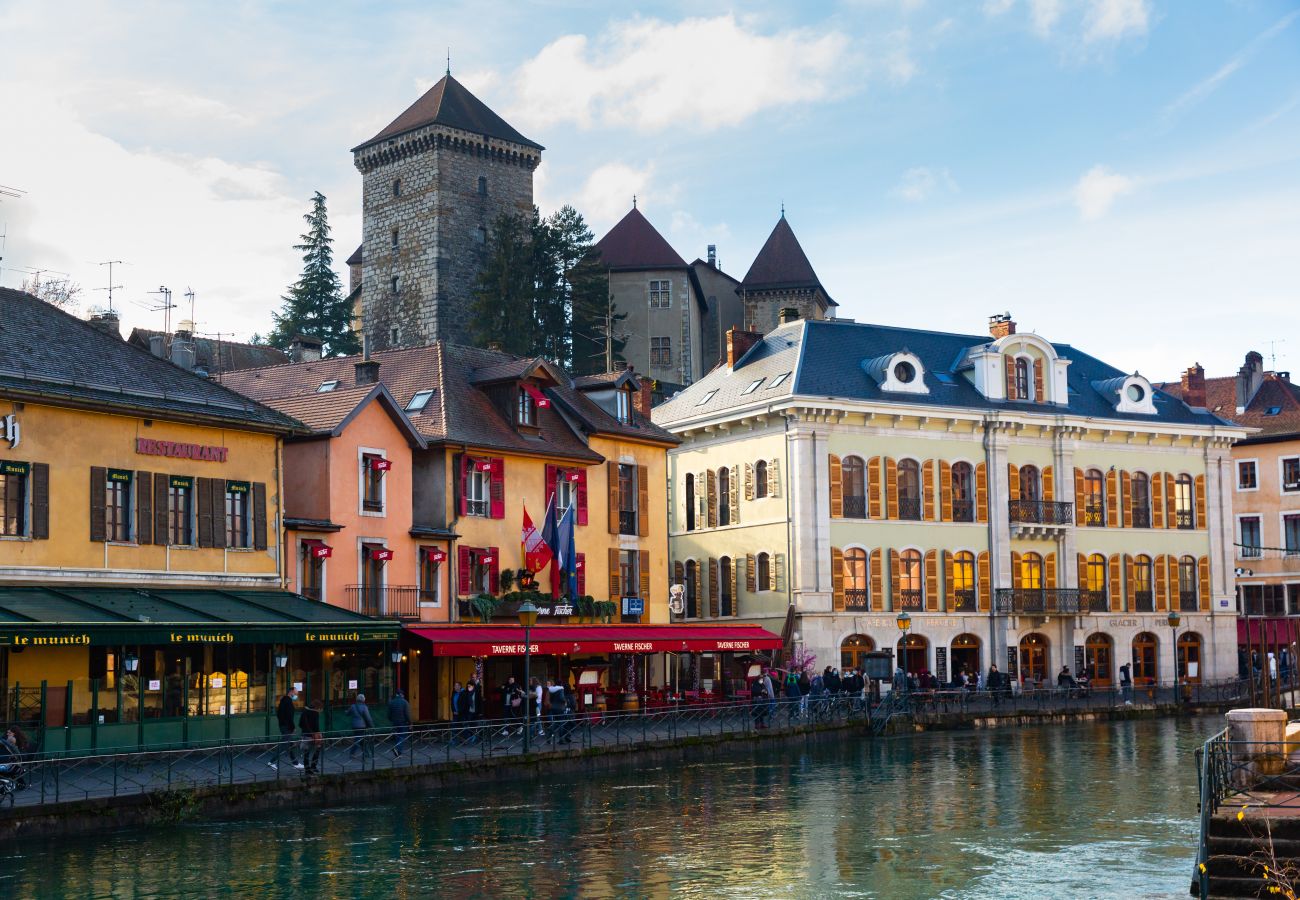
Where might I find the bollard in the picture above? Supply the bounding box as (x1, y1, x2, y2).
(1227, 707, 1288, 788)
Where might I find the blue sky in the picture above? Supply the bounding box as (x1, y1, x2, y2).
(0, 0, 1297, 378)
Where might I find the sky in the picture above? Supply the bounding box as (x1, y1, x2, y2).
(0, 0, 1298, 379)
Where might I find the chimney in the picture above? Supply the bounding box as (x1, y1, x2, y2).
(170, 335, 196, 371)
(989, 313, 1015, 339)
(726, 327, 762, 368)
(707, 244, 717, 268)
(778, 307, 801, 325)
(1237, 351, 1265, 413)
(87, 310, 121, 339)
(148, 335, 167, 358)
(486, 340, 504, 353)
(1181, 363, 1206, 409)
(355, 336, 380, 386)
(289, 335, 323, 363)
(633, 370, 654, 418)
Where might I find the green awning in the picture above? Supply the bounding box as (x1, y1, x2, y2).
(0, 586, 400, 646)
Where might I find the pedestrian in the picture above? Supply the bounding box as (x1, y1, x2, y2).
(750, 672, 768, 729)
(762, 667, 777, 726)
(502, 676, 524, 732)
(457, 679, 481, 743)
(986, 664, 1001, 705)
(268, 686, 303, 771)
(798, 669, 812, 716)
(347, 693, 375, 759)
(1120, 663, 1133, 704)
(529, 677, 545, 737)
(546, 678, 566, 739)
(388, 690, 412, 758)
(824, 666, 841, 695)
(300, 700, 324, 774)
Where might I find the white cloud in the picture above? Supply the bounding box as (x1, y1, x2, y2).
(891, 166, 958, 202)
(1073, 165, 1135, 220)
(1028, 0, 1064, 36)
(573, 163, 659, 231)
(983, 0, 1016, 15)
(1083, 0, 1150, 43)
(507, 15, 853, 133)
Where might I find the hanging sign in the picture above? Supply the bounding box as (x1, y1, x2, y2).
(368, 457, 392, 472)
(306, 541, 333, 559)
(348, 679, 358, 690)
(425, 548, 447, 564)
(169, 475, 194, 489)
(475, 459, 494, 472)
(521, 382, 551, 408)
(226, 480, 250, 494)
(2, 413, 18, 449)
(368, 546, 394, 561)
(148, 680, 161, 692)
(108, 468, 133, 484)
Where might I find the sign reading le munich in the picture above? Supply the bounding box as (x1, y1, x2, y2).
(136, 437, 229, 462)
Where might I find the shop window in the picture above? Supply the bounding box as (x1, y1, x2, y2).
(225, 481, 251, 548)
(1132, 632, 1158, 685)
(168, 476, 194, 545)
(0, 463, 28, 536)
(1178, 632, 1202, 683)
(106, 469, 133, 542)
(362, 453, 386, 513)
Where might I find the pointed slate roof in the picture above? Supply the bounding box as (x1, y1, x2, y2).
(352, 74, 542, 153)
(593, 207, 688, 270)
(741, 216, 828, 297)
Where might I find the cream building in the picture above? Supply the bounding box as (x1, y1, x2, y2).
(654, 314, 1248, 688)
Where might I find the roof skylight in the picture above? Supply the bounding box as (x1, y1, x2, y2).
(767, 372, 790, 388)
(406, 389, 435, 412)
(317, 380, 339, 393)
(696, 390, 718, 406)
(742, 378, 764, 395)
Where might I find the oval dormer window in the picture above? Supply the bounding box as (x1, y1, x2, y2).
(894, 361, 916, 384)
(1127, 383, 1145, 403)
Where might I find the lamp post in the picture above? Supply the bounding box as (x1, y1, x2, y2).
(274, 649, 288, 697)
(896, 611, 911, 696)
(518, 599, 539, 753)
(1167, 609, 1181, 699)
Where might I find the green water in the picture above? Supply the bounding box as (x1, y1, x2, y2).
(0, 717, 1219, 899)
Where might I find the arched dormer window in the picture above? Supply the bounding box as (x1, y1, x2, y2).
(1014, 358, 1031, 401)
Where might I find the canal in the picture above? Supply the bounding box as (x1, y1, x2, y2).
(0, 716, 1217, 898)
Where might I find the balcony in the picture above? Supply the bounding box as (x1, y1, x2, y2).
(345, 584, 420, 620)
(1083, 502, 1105, 527)
(1179, 591, 1199, 612)
(1008, 500, 1074, 538)
(994, 588, 1101, 615)
(897, 497, 922, 521)
(1081, 590, 1108, 611)
(1133, 590, 1154, 613)
(952, 500, 975, 523)
(619, 509, 638, 535)
(1175, 511, 1195, 530)
(950, 590, 977, 612)
(466, 498, 489, 517)
(844, 588, 870, 611)
(1240, 544, 1263, 560)
(1131, 508, 1152, 529)
(843, 495, 867, 519)
(896, 589, 924, 611)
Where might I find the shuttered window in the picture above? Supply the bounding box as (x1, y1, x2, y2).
(169, 476, 194, 545)
(225, 481, 251, 548)
(0, 462, 28, 536)
(106, 469, 133, 542)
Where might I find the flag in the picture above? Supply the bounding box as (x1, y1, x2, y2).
(556, 503, 578, 600)
(540, 491, 560, 597)
(522, 504, 552, 573)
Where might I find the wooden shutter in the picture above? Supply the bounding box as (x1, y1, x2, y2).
(889, 549, 901, 603)
(1042, 465, 1054, 503)
(868, 457, 883, 519)
(939, 460, 953, 522)
(576, 468, 589, 526)
(976, 462, 988, 523)
(1044, 552, 1057, 591)
(608, 547, 621, 598)
(708, 558, 720, 617)
(924, 549, 938, 611)
(1164, 473, 1177, 529)
(1195, 474, 1207, 529)
(252, 482, 268, 550)
(693, 559, 702, 609)
(1007, 463, 1020, 501)
(607, 461, 620, 534)
(1076, 553, 1088, 593)
(458, 546, 473, 596)
(1011, 551, 1023, 590)
(768, 459, 780, 498)
(885, 458, 898, 519)
(487, 547, 500, 594)
(1199, 556, 1211, 610)
(831, 547, 844, 610)
(639, 550, 650, 602)
(828, 454, 843, 518)
(1109, 553, 1122, 612)
(1152, 474, 1165, 528)
(135, 472, 153, 546)
(1154, 554, 1168, 611)
(454, 453, 468, 516)
(977, 551, 991, 612)
(1118, 471, 1130, 527)
(1004, 354, 1017, 399)
(153, 474, 168, 545)
(576, 553, 587, 596)
(746, 555, 756, 593)
(1033, 357, 1045, 401)
(211, 481, 226, 549)
(922, 460, 936, 521)
(89, 466, 107, 542)
(673, 560, 683, 589)
(943, 551, 954, 611)
(706, 469, 717, 528)
(488, 458, 505, 520)
(727, 464, 739, 525)
(744, 463, 754, 500)
(637, 464, 650, 536)
(1073, 468, 1085, 525)
(195, 477, 212, 548)
(1124, 554, 1135, 611)
(774, 553, 785, 591)
(30, 463, 49, 540)
(870, 549, 884, 611)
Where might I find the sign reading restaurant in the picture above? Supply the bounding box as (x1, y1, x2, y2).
(136, 437, 229, 462)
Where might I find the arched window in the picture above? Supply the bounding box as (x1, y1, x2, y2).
(1132, 632, 1158, 685)
(685, 560, 698, 618)
(392, 178, 401, 198)
(898, 633, 928, 677)
(1178, 632, 1202, 684)
(757, 552, 771, 592)
(951, 462, 975, 522)
(950, 634, 981, 682)
(898, 549, 922, 609)
(843, 455, 866, 519)
(1084, 469, 1105, 526)
(1134, 554, 1153, 611)
(720, 556, 734, 617)
(1085, 633, 1113, 685)
(1019, 465, 1041, 503)
(841, 634, 875, 670)
(952, 551, 976, 611)
(1019, 633, 1049, 684)
(844, 548, 868, 608)
(1131, 472, 1151, 528)
(1178, 555, 1197, 610)
(1175, 474, 1194, 529)
(1021, 552, 1044, 590)
(1014, 357, 1031, 400)
(477, 175, 488, 196)
(897, 459, 921, 520)
(1085, 554, 1107, 608)
(754, 460, 768, 498)
(685, 474, 695, 531)
(718, 468, 731, 527)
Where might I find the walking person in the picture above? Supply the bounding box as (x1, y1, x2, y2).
(388, 690, 412, 758)
(268, 686, 303, 771)
(784, 671, 802, 724)
(502, 676, 524, 734)
(529, 677, 545, 738)
(300, 700, 324, 775)
(347, 693, 375, 760)
(986, 664, 1001, 706)
(545, 678, 566, 741)
(1120, 663, 1133, 705)
(456, 679, 481, 743)
(450, 681, 463, 725)
(750, 673, 768, 729)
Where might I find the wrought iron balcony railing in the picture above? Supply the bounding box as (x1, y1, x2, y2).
(950, 590, 977, 612)
(1008, 500, 1074, 526)
(897, 497, 922, 521)
(1176, 511, 1195, 530)
(1081, 590, 1108, 611)
(843, 495, 867, 519)
(1133, 590, 1154, 612)
(952, 499, 975, 523)
(1084, 502, 1105, 527)
(844, 588, 870, 611)
(1179, 591, 1199, 612)
(1131, 508, 1152, 528)
(619, 510, 638, 535)
(994, 587, 1103, 615)
(896, 589, 924, 611)
(345, 584, 420, 620)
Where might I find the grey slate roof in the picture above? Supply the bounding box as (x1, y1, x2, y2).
(353, 74, 542, 152)
(653, 318, 1234, 429)
(0, 288, 304, 433)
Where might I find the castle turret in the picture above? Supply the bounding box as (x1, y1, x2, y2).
(739, 213, 834, 333)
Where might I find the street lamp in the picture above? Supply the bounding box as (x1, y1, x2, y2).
(123, 651, 139, 673)
(1167, 609, 1181, 693)
(518, 599, 539, 753)
(896, 611, 911, 696)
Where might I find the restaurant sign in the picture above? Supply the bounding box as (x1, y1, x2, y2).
(0, 627, 401, 647)
(136, 438, 229, 462)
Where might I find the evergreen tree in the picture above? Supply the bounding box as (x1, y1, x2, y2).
(530, 210, 569, 365)
(469, 213, 536, 356)
(269, 192, 359, 357)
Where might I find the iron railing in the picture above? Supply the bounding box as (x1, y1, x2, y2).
(897, 497, 922, 521)
(344, 584, 420, 619)
(1132, 508, 1152, 528)
(843, 495, 867, 519)
(1176, 511, 1195, 530)
(1008, 499, 1074, 525)
(952, 499, 975, 523)
(1180, 591, 1200, 612)
(1133, 590, 1154, 612)
(619, 510, 638, 535)
(844, 588, 870, 611)
(896, 589, 924, 611)
(950, 590, 977, 612)
(1081, 590, 1108, 611)
(994, 587, 1102, 615)
(1084, 502, 1105, 526)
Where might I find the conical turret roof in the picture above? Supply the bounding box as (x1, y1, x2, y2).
(741, 216, 825, 295)
(593, 207, 687, 270)
(353, 74, 542, 153)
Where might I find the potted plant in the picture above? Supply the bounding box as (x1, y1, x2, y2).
(471, 593, 499, 623)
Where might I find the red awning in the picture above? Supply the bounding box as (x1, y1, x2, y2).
(421, 546, 447, 564)
(405, 624, 783, 657)
(1238, 617, 1300, 646)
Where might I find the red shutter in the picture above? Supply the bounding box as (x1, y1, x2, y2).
(576, 552, 586, 595)
(487, 546, 500, 593)
(545, 465, 557, 509)
(576, 468, 589, 526)
(458, 546, 472, 596)
(489, 458, 505, 519)
(456, 454, 468, 517)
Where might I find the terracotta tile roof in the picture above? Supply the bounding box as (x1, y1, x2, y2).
(259, 384, 378, 433)
(593, 207, 687, 270)
(1160, 373, 1300, 438)
(352, 74, 542, 153)
(741, 216, 830, 301)
(127, 329, 287, 373)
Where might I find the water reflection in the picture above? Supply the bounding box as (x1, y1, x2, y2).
(0, 717, 1220, 899)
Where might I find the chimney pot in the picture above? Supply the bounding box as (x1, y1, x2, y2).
(87, 311, 122, 339)
(1237, 351, 1265, 412)
(289, 335, 323, 363)
(726, 327, 763, 368)
(148, 335, 167, 358)
(989, 313, 1016, 339)
(355, 359, 381, 386)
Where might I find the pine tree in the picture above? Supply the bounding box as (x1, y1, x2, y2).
(269, 192, 359, 357)
(469, 213, 535, 356)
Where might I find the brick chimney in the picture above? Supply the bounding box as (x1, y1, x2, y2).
(989, 313, 1015, 339)
(1181, 363, 1206, 408)
(289, 335, 323, 363)
(632, 368, 654, 417)
(726, 327, 762, 368)
(778, 307, 801, 325)
(355, 335, 380, 386)
(87, 310, 121, 339)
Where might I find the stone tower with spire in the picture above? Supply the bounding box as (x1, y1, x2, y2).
(351, 73, 542, 350)
(739, 213, 834, 332)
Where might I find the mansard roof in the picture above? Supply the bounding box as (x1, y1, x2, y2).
(353, 74, 542, 153)
(592, 207, 688, 270)
(740, 216, 831, 302)
(652, 318, 1235, 431)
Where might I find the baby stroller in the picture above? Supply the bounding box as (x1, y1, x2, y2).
(0, 750, 30, 804)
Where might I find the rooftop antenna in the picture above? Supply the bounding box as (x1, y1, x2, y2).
(144, 285, 176, 334)
(1266, 339, 1287, 370)
(0, 185, 25, 202)
(780, 200, 785, 219)
(185, 286, 196, 328)
(95, 260, 124, 312)
(446, 48, 451, 77)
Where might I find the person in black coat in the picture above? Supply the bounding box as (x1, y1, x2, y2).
(268, 688, 301, 770)
(299, 701, 323, 775)
(824, 667, 842, 694)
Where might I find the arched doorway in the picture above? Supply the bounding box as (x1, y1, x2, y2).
(841, 634, 875, 670)
(1132, 632, 1158, 685)
(950, 634, 981, 683)
(1178, 632, 1202, 684)
(1019, 633, 1049, 685)
(1085, 633, 1114, 686)
(897, 634, 929, 676)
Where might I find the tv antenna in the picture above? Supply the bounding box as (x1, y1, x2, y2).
(139, 285, 176, 334)
(0, 184, 24, 202)
(1266, 338, 1287, 370)
(95, 260, 125, 312)
(184, 287, 196, 328)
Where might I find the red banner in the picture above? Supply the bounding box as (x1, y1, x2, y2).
(304, 540, 333, 559)
(521, 382, 551, 409)
(367, 546, 394, 561)
(368, 457, 392, 472)
(423, 547, 447, 564)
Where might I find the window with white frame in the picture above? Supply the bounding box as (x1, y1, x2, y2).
(1238, 460, 1258, 491)
(1284, 457, 1300, 493)
(649, 280, 671, 308)
(1240, 516, 1263, 558)
(466, 467, 489, 517)
(1285, 515, 1300, 557)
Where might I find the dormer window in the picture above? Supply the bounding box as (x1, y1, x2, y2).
(616, 388, 632, 424)
(866, 351, 928, 395)
(1014, 358, 1030, 400)
(517, 388, 537, 427)
(893, 361, 916, 384)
